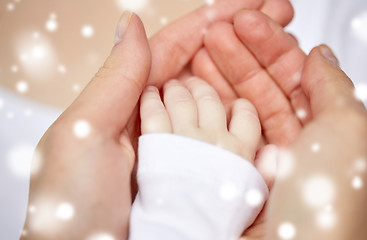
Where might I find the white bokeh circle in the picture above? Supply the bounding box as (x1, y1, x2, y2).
(278, 222, 296, 239)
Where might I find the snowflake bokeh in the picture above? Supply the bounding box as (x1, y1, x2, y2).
(302, 175, 336, 208)
(160, 16, 168, 25)
(55, 202, 75, 221)
(115, 0, 149, 12)
(7, 2, 15, 11)
(245, 188, 264, 207)
(6, 111, 15, 119)
(351, 11, 367, 43)
(16, 80, 29, 93)
(354, 83, 367, 102)
(87, 233, 116, 240)
(45, 14, 58, 32)
(277, 149, 295, 179)
(296, 108, 307, 120)
(81, 25, 95, 38)
(28, 205, 37, 214)
(24, 108, 33, 117)
(316, 205, 337, 229)
(354, 158, 367, 172)
(311, 142, 321, 153)
(7, 144, 35, 178)
(11, 65, 19, 73)
(73, 120, 92, 139)
(351, 176, 363, 189)
(57, 64, 67, 74)
(278, 222, 296, 239)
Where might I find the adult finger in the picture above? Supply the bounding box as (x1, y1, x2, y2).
(302, 45, 366, 116)
(233, 10, 312, 125)
(204, 22, 301, 146)
(261, 0, 294, 27)
(191, 48, 238, 105)
(61, 12, 151, 137)
(148, 0, 294, 86)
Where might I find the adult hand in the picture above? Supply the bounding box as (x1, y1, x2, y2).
(194, 9, 308, 146)
(265, 45, 367, 240)
(22, 12, 151, 240)
(194, 9, 367, 240)
(22, 0, 295, 239)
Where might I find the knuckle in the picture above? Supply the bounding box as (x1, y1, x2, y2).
(195, 89, 219, 102)
(142, 118, 169, 133)
(94, 64, 145, 93)
(190, 81, 220, 100)
(165, 86, 192, 103)
(94, 58, 116, 79)
(141, 102, 166, 119)
(234, 67, 263, 89)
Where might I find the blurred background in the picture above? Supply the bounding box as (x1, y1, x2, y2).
(0, 0, 366, 239)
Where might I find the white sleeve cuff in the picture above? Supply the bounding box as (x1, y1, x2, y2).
(129, 133, 269, 240)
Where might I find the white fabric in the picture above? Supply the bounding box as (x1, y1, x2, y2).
(129, 133, 269, 240)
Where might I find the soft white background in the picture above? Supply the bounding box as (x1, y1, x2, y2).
(1, 0, 367, 239)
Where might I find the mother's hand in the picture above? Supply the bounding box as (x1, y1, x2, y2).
(195, 9, 367, 240)
(266, 45, 367, 240)
(194, 9, 309, 146)
(22, 12, 151, 240)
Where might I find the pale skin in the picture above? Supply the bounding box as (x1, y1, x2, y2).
(21, 0, 367, 240)
(138, 77, 269, 239)
(140, 78, 262, 163)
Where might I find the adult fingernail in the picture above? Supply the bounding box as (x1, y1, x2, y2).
(115, 11, 133, 44)
(320, 44, 339, 66)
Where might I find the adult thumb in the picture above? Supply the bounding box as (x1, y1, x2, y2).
(301, 44, 365, 117)
(64, 11, 151, 136)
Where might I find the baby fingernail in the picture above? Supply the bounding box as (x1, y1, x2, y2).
(168, 79, 180, 84)
(145, 86, 159, 93)
(115, 11, 133, 44)
(320, 44, 339, 66)
(185, 77, 199, 84)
